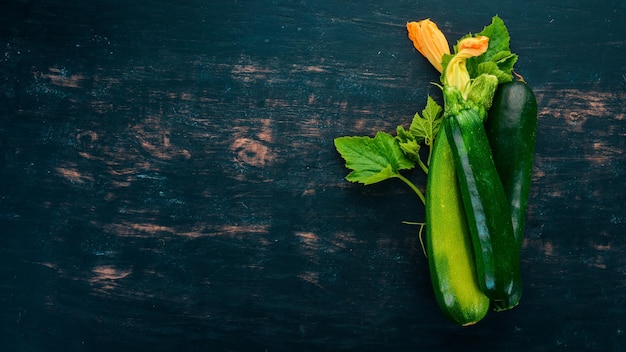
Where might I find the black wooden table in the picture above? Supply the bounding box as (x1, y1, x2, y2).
(1, 1, 626, 351)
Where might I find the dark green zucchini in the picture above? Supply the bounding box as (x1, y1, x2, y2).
(444, 109, 522, 311)
(426, 127, 489, 326)
(486, 81, 538, 248)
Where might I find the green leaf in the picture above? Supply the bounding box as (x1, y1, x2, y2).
(334, 132, 415, 185)
(409, 96, 443, 146)
(492, 51, 518, 78)
(476, 62, 511, 84)
(474, 51, 517, 83)
(491, 50, 518, 68)
(465, 16, 516, 80)
(423, 96, 444, 128)
(476, 16, 511, 62)
(409, 113, 428, 143)
(396, 126, 421, 162)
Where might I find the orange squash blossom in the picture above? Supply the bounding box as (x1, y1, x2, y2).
(406, 19, 490, 96)
(406, 19, 451, 73)
(444, 36, 490, 94)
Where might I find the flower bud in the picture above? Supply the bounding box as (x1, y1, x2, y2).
(444, 36, 489, 93)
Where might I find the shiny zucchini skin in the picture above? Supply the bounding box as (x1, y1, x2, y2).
(426, 127, 490, 325)
(486, 81, 538, 247)
(444, 109, 522, 311)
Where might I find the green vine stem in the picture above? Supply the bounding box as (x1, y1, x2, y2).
(396, 174, 426, 204)
(402, 221, 427, 257)
(417, 156, 429, 174)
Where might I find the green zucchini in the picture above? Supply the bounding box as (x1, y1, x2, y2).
(444, 109, 522, 311)
(426, 127, 489, 325)
(486, 81, 538, 247)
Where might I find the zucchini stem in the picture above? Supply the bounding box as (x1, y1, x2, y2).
(397, 174, 426, 204)
(418, 222, 427, 257)
(417, 156, 429, 174)
(426, 143, 434, 167)
(402, 221, 427, 258)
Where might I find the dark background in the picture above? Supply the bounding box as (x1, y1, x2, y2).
(1, 0, 625, 351)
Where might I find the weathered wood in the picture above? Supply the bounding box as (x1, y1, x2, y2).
(1, 0, 626, 350)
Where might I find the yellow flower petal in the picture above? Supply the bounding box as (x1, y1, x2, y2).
(444, 36, 490, 94)
(406, 19, 451, 73)
(457, 36, 489, 58)
(445, 58, 471, 93)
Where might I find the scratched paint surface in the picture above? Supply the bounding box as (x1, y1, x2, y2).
(1, 1, 626, 351)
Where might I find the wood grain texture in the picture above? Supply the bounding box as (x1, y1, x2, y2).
(1, 0, 626, 351)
